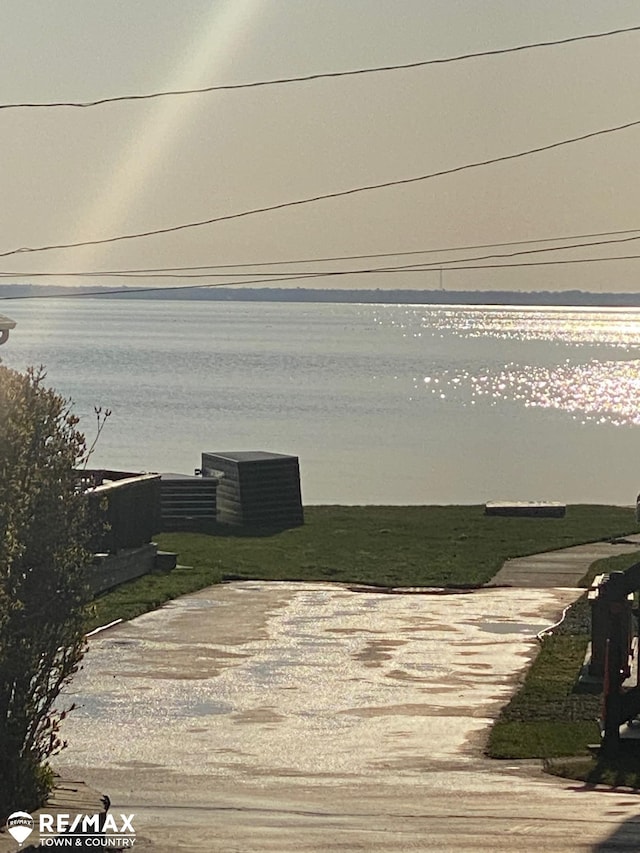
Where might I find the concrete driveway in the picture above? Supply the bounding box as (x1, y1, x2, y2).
(54, 582, 640, 852)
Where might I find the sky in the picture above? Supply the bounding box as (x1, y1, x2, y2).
(1, 0, 640, 292)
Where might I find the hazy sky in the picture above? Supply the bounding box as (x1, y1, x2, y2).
(1, 0, 640, 292)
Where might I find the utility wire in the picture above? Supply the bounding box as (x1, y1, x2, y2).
(407, 253, 640, 272)
(74, 250, 640, 278)
(1, 230, 638, 281)
(0, 227, 638, 278)
(1, 24, 639, 110)
(2, 117, 640, 261)
(377, 231, 640, 272)
(3, 252, 640, 300)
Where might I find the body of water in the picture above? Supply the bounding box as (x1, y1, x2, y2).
(2, 298, 640, 505)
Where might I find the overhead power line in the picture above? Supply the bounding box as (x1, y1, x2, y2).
(0, 226, 638, 278)
(409, 253, 640, 273)
(2, 117, 640, 261)
(380, 231, 640, 272)
(1, 228, 639, 280)
(1, 24, 639, 110)
(3, 252, 640, 301)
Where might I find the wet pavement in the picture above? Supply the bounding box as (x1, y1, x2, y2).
(51, 580, 640, 851)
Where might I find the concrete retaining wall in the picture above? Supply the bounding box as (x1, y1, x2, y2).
(85, 543, 158, 595)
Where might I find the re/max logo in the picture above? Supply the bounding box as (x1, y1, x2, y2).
(39, 813, 135, 834)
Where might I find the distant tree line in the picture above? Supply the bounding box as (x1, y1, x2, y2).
(1, 283, 640, 306)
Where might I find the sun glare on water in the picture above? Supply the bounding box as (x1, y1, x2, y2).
(378, 306, 640, 428)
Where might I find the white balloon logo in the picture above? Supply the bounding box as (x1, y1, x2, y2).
(6, 812, 34, 845)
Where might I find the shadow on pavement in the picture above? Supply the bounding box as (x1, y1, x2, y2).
(591, 814, 640, 851)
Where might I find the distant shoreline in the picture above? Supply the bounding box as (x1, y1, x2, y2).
(2, 283, 640, 307)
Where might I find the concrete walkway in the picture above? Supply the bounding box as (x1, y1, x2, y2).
(49, 578, 639, 853)
(490, 533, 640, 588)
(5, 536, 640, 852)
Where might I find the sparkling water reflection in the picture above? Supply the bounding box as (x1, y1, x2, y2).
(3, 299, 640, 504)
(378, 305, 640, 349)
(378, 305, 640, 426)
(420, 359, 640, 426)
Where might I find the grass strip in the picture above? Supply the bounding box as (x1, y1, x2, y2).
(487, 630, 601, 758)
(547, 753, 640, 789)
(488, 549, 640, 787)
(578, 550, 640, 589)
